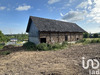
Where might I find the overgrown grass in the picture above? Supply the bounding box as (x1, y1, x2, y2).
(0, 51, 11, 55)
(0, 45, 4, 50)
(76, 38, 100, 44)
(37, 43, 49, 51)
(0, 43, 5, 50)
(23, 41, 68, 51)
(23, 42, 37, 50)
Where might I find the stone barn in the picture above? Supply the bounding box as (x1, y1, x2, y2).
(26, 16, 86, 44)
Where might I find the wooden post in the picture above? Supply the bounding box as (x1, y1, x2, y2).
(50, 32, 51, 42)
(58, 32, 59, 43)
(70, 33, 71, 47)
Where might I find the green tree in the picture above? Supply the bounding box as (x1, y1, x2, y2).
(83, 32, 89, 38)
(5, 33, 28, 42)
(93, 33, 98, 38)
(0, 30, 7, 42)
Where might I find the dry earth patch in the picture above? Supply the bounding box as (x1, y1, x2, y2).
(0, 44, 100, 75)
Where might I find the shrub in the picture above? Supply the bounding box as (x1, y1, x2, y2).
(90, 39, 100, 43)
(0, 51, 11, 55)
(76, 38, 100, 44)
(62, 41, 68, 47)
(76, 39, 86, 43)
(97, 39, 100, 43)
(83, 32, 89, 38)
(0, 43, 5, 50)
(23, 42, 36, 50)
(37, 43, 48, 51)
(93, 33, 98, 38)
(23, 42, 68, 51)
(52, 43, 62, 49)
(47, 44, 52, 50)
(0, 45, 4, 50)
(91, 39, 97, 43)
(80, 39, 86, 42)
(83, 40, 91, 44)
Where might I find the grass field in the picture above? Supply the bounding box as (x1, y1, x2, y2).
(0, 43, 100, 75)
(0, 45, 4, 50)
(85, 38, 100, 40)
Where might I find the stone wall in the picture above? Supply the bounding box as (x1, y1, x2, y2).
(40, 32, 83, 44)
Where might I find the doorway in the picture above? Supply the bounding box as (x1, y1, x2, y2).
(40, 38, 46, 43)
(65, 35, 68, 41)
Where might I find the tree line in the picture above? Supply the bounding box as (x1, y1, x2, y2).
(0, 30, 100, 42)
(0, 30, 28, 42)
(83, 33, 100, 38)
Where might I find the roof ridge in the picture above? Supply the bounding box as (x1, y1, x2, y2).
(30, 16, 76, 24)
(26, 16, 86, 33)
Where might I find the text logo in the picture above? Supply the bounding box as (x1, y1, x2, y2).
(82, 57, 100, 69)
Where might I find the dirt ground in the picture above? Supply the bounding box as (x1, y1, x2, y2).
(0, 44, 100, 75)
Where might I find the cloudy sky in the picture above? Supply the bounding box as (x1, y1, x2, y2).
(0, 0, 100, 34)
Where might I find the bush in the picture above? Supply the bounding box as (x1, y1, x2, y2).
(37, 43, 48, 51)
(90, 39, 100, 43)
(76, 38, 100, 44)
(83, 40, 91, 44)
(23, 42, 36, 50)
(23, 41, 68, 51)
(91, 39, 97, 43)
(0, 51, 11, 55)
(97, 39, 100, 43)
(0, 45, 4, 50)
(80, 39, 86, 42)
(76, 39, 86, 43)
(93, 33, 98, 38)
(62, 41, 68, 47)
(47, 44, 52, 50)
(0, 43, 5, 50)
(83, 33, 89, 38)
(52, 43, 62, 49)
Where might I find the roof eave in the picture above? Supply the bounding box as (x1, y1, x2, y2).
(26, 16, 32, 33)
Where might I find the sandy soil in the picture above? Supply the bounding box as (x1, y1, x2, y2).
(0, 44, 100, 75)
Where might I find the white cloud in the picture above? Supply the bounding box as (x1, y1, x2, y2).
(76, 0, 92, 9)
(69, 0, 75, 3)
(60, 3, 71, 10)
(16, 5, 31, 11)
(0, 6, 6, 10)
(60, 0, 75, 9)
(60, 13, 64, 16)
(48, 0, 60, 4)
(60, 10, 87, 22)
(87, 28, 100, 33)
(88, 0, 92, 5)
(66, 4, 71, 6)
(76, 0, 100, 23)
(87, 0, 100, 23)
(76, 1, 88, 9)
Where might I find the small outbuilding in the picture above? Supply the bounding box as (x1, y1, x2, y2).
(10, 38, 18, 42)
(26, 16, 86, 44)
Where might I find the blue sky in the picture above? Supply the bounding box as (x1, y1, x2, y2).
(0, 0, 100, 34)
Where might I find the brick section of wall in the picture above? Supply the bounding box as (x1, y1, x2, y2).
(40, 32, 83, 44)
